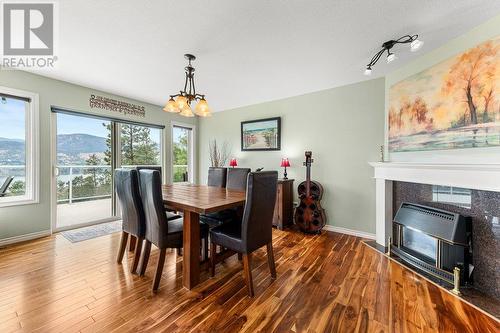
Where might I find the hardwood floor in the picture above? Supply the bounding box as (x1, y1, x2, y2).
(0, 228, 498, 332)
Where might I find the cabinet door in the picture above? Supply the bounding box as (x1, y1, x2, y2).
(273, 184, 282, 226)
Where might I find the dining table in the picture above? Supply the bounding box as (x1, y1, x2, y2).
(161, 183, 246, 289)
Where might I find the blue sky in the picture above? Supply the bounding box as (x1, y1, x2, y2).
(0, 97, 27, 139)
(58, 113, 109, 137)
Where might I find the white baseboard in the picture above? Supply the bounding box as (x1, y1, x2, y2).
(323, 225, 376, 239)
(0, 230, 52, 247)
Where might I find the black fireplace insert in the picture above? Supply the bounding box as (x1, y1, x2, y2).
(391, 202, 472, 286)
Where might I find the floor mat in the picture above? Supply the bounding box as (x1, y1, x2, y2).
(61, 221, 122, 243)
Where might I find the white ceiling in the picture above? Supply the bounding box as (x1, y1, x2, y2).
(31, 0, 500, 112)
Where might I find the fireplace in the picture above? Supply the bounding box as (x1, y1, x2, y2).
(370, 162, 500, 316)
(390, 202, 472, 287)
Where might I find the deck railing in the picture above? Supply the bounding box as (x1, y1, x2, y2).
(55, 165, 111, 204)
(0, 165, 25, 197)
(1, 164, 187, 202)
(0, 165, 25, 179)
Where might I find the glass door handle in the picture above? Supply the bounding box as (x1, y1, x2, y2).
(53, 166, 59, 176)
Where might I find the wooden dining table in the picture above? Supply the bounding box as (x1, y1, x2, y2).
(161, 183, 246, 289)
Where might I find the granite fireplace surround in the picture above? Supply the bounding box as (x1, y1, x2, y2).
(393, 181, 500, 301)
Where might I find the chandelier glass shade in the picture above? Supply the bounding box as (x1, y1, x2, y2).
(163, 54, 212, 117)
(194, 98, 211, 117)
(179, 105, 195, 117)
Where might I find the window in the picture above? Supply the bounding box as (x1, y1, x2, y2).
(172, 123, 194, 183)
(0, 87, 39, 207)
(120, 124, 162, 168)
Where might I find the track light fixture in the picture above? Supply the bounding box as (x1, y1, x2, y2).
(364, 34, 423, 75)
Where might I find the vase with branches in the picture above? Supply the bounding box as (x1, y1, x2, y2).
(209, 139, 230, 167)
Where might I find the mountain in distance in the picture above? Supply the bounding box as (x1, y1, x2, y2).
(57, 133, 107, 155)
(0, 137, 25, 165)
(0, 134, 107, 165)
(0, 137, 24, 143)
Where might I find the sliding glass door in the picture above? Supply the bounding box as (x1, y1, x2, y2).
(54, 110, 163, 230)
(56, 113, 114, 229)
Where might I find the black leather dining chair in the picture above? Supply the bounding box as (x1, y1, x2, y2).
(226, 168, 251, 191)
(207, 167, 227, 187)
(137, 169, 210, 292)
(210, 171, 278, 297)
(136, 166, 180, 220)
(202, 167, 251, 228)
(114, 169, 146, 273)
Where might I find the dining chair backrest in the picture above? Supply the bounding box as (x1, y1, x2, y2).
(136, 166, 162, 173)
(138, 169, 170, 248)
(241, 171, 278, 253)
(136, 166, 161, 182)
(207, 167, 227, 187)
(114, 169, 145, 238)
(226, 168, 251, 191)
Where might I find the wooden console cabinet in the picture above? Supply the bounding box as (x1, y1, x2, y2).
(273, 179, 294, 230)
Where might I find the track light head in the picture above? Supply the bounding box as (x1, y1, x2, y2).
(386, 52, 397, 63)
(410, 39, 424, 52)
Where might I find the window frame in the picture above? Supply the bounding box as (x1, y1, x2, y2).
(170, 121, 196, 184)
(0, 86, 39, 208)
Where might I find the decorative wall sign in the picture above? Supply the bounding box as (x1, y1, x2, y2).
(388, 37, 500, 152)
(89, 94, 146, 118)
(241, 117, 281, 151)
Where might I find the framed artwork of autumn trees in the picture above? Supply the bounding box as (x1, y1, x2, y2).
(388, 37, 499, 152)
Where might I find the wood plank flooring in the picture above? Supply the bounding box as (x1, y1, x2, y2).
(0, 228, 498, 332)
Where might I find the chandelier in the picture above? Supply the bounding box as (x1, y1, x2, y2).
(364, 34, 423, 75)
(163, 54, 211, 117)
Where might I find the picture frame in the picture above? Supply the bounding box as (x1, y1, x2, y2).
(388, 37, 500, 153)
(241, 117, 281, 151)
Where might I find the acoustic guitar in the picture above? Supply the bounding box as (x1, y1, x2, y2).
(294, 151, 326, 233)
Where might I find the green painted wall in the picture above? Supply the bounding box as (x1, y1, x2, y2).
(198, 78, 385, 234)
(386, 14, 500, 163)
(0, 69, 196, 240)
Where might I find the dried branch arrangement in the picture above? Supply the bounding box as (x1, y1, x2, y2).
(209, 139, 230, 167)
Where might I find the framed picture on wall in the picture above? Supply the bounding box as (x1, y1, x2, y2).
(388, 37, 500, 153)
(241, 117, 281, 151)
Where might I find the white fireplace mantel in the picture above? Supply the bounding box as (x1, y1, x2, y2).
(369, 162, 500, 246)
